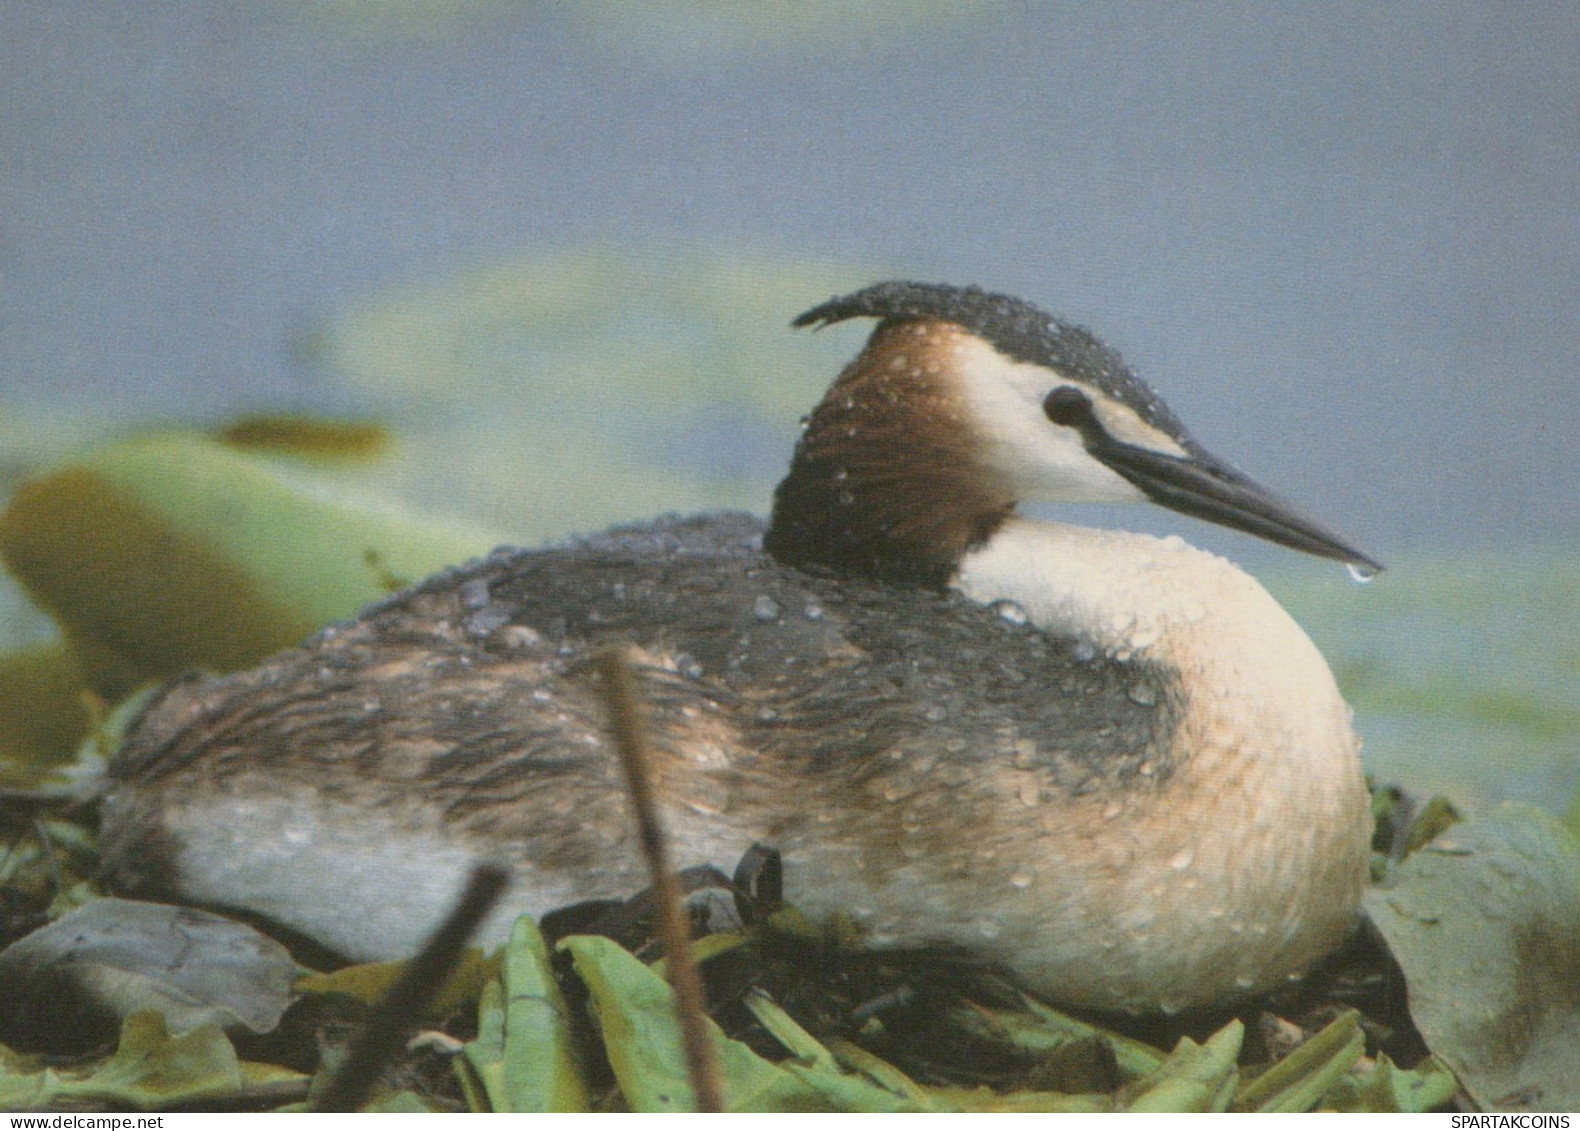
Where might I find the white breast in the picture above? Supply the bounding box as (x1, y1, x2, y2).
(948, 518, 1371, 1009)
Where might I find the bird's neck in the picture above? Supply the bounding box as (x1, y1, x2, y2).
(952, 517, 1354, 751)
(764, 321, 1014, 586)
(952, 519, 1197, 658)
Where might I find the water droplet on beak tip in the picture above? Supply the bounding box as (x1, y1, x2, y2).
(1345, 561, 1378, 585)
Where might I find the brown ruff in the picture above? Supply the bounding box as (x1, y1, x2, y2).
(765, 321, 1014, 587)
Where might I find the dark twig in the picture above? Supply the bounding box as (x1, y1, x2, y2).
(313, 861, 511, 1113)
(596, 647, 725, 1114)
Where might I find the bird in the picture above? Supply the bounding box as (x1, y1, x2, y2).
(98, 281, 1379, 1014)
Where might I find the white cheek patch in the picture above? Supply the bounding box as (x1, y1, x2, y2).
(1088, 396, 1189, 455)
(948, 336, 1180, 504)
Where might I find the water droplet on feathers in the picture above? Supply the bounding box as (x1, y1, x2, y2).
(993, 600, 1029, 625)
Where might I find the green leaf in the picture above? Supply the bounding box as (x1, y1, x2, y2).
(740, 988, 840, 1072)
(363, 1090, 440, 1113)
(1120, 1020, 1242, 1113)
(0, 1011, 304, 1110)
(738, 990, 953, 1110)
(1363, 802, 1580, 1111)
(65, 1014, 243, 1106)
(1231, 1010, 1365, 1112)
(460, 917, 587, 1113)
(820, 1035, 937, 1108)
(560, 934, 921, 1112)
(0, 641, 94, 782)
(1324, 1052, 1461, 1113)
(296, 946, 497, 1019)
(0, 433, 502, 697)
(943, 982, 1167, 1082)
(825, 1025, 1112, 1113)
(1403, 796, 1465, 855)
(0, 1047, 43, 1110)
(921, 1084, 1112, 1113)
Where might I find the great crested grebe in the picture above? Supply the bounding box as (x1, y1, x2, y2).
(99, 282, 1380, 1013)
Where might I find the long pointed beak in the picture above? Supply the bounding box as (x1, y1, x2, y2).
(1092, 435, 1384, 574)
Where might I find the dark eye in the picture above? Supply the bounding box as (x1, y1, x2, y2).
(1042, 386, 1092, 427)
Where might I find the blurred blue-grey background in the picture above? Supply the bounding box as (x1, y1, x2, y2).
(1, 3, 1575, 811)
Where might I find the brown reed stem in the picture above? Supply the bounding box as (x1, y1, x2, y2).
(596, 646, 725, 1113)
